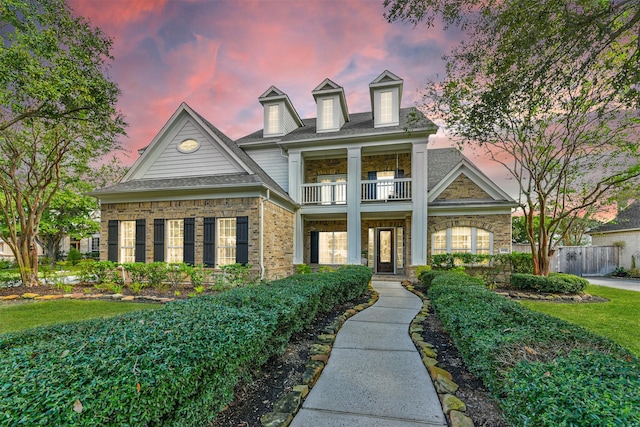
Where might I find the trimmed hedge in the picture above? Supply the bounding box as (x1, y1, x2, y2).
(428, 272, 640, 426)
(511, 272, 588, 294)
(0, 265, 371, 426)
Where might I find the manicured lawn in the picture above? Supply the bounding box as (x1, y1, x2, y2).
(0, 300, 160, 335)
(520, 284, 640, 356)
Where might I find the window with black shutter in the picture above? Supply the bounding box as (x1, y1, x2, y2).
(135, 219, 146, 263)
(310, 230, 319, 264)
(153, 219, 165, 262)
(236, 216, 249, 265)
(183, 217, 195, 265)
(203, 217, 216, 267)
(107, 220, 118, 262)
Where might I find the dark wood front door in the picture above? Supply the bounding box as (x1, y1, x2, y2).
(377, 228, 394, 274)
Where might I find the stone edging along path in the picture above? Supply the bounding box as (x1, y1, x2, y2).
(0, 292, 175, 303)
(260, 282, 476, 427)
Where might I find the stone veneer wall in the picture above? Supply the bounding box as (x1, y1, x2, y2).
(304, 158, 348, 183)
(303, 153, 412, 184)
(435, 174, 491, 200)
(427, 214, 512, 257)
(361, 153, 411, 179)
(262, 200, 295, 279)
(100, 197, 294, 279)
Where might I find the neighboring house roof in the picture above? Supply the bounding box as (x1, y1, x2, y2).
(590, 201, 640, 233)
(91, 103, 294, 205)
(235, 107, 436, 146)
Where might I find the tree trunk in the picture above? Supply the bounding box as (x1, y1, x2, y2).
(14, 236, 39, 287)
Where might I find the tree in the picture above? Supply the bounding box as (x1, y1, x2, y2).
(0, 0, 125, 286)
(385, 0, 640, 275)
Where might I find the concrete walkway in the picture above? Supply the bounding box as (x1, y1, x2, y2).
(290, 281, 447, 427)
(587, 277, 640, 293)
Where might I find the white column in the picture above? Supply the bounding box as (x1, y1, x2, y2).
(347, 147, 362, 264)
(289, 151, 304, 264)
(411, 141, 428, 265)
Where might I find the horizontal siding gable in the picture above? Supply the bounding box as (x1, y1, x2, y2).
(141, 119, 244, 179)
(247, 148, 289, 192)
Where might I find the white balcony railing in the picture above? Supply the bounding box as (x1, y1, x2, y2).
(301, 179, 412, 205)
(361, 178, 412, 202)
(301, 182, 347, 205)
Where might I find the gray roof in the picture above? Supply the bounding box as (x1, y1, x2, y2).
(591, 201, 640, 233)
(90, 174, 265, 194)
(236, 107, 436, 145)
(427, 147, 464, 191)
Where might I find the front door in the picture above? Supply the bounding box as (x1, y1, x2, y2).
(377, 228, 394, 274)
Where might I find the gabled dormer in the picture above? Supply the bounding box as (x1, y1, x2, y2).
(258, 86, 303, 137)
(312, 78, 349, 133)
(369, 70, 403, 128)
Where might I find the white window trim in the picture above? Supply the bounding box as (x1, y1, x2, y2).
(318, 231, 347, 265)
(120, 220, 136, 263)
(318, 174, 347, 205)
(217, 217, 237, 267)
(166, 219, 184, 263)
(431, 227, 494, 254)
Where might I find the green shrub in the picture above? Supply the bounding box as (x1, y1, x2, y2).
(0, 265, 372, 427)
(67, 248, 82, 266)
(296, 264, 312, 274)
(428, 271, 639, 426)
(123, 262, 148, 283)
(78, 260, 121, 285)
(219, 263, 256, 287)
(511, 272, 588, 293)
(146, 262, 168, 288)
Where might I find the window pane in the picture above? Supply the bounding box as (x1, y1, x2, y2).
(451, 227, 471, 253)
(432, 230, 447, 255)
(268, 104, 279, 134)
(380, 91, 392, 123)
(376, 170, 395, 200)
(396, 227, 403, 269)
(368, 228, 374, 268)
(477, 228, 491, 254)
(318, 231, 347, 265)
(120, 221, 136, 263)
(217, 218, 237, 266)
(322, 98, 333, 129)
(166, 219, 184, 263)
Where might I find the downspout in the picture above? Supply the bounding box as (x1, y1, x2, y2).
(260, 189, 270, 280)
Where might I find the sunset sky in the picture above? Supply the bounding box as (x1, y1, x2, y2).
(67, 0, 517, 196)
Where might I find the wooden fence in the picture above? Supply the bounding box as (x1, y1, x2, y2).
(512, 244, 619, 276)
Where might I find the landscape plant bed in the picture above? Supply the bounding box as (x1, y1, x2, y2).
(0, 266, 372, 426)
(427, 271, 640, 426)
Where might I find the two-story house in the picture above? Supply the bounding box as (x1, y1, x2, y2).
(91, 71, 516, 279)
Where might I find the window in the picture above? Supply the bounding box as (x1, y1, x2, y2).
(376, 170, 395, 200)
(318, 231, 347, 264)
(380, 91, 393, 123)
(217, 218, 237, 266)
(322, 98, 334, 130)
(91, 237, 100, 253)
(431, 227, 493, 255)
(120, 221, 136, 263)
(267, 104, 279, 134)
(166, 219, 184, 263)
(319, 174, 346, 205)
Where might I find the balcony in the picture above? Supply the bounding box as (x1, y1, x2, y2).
(300, 178, 412, 205)
(361, 178, 412, 202)
(301, 181, 347, 205)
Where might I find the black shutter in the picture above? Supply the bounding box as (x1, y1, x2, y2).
(183, 217, 195, 265)
(154, 219, 165, 262)
(107, 220, 118, 262)
(135, 219, 146, 263)
(367, 171, 377, 200)
(310, 231, 319, 264)
(236, 216, 249, 265)
(203, 217, 216, 267)
(394, 169, 405, 198)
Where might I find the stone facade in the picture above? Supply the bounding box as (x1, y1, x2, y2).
(361, 153, 411, 179)
(304, 158, 348, 183)
(100, 197, 294, 279)
(435, 175, 491, 200)
(303, 219, 347, 266)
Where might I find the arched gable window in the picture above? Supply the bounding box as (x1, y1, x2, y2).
(432, 226, 492, 254)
